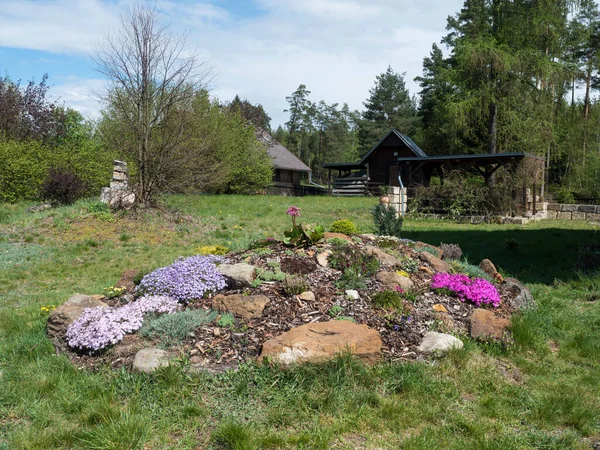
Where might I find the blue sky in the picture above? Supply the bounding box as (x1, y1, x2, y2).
(0, 0, 466, 126)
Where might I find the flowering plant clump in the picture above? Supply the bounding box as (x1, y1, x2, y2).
(286, 205, 301, 226)
(137, 255, 227, 302)
(103, 285, 126, 299)
(66, 295, 179, 353)
(431, 273, 501, 307)
(283, 205, 324, 248)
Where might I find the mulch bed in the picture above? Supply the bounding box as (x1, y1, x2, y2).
(65, 237, 521, 372)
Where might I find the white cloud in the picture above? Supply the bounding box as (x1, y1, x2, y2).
(51, 76, 106, 118)
(0, 0, 465, 125)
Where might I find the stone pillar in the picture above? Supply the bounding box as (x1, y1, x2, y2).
(389, 186, 408, 216)
(100, 160, 135, 209)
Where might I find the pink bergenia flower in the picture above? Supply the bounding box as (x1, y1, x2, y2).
(431, 273, 501, 308)
(286, 206, 301, 217)
(287, 206, 301, 226)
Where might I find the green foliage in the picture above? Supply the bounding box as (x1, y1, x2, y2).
(330, 219, 358, 236)
(414, 245, 439, 257)
(216, 313, 235, 328)
(328, 305, 344, 317)
(0, 137, 114, 203)
(371, 290, 406, 312)
(283, 223, 325, 248)
(398, 255, 420, 273)
(372, 203, 403, 237)
(283, 275, 309, 296)
(257, 268, 286, 282)
(335, 266, 366, 290)
(328, 243, 380, 277)
(140, 309, 217, 347)
(451, 260, 494, 282)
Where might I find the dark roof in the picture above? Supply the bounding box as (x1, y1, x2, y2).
(360, 129, 428, 164)
(322, 162, 366, 169)
(257, 131, 311, 173)
(395, 152, 538, 163)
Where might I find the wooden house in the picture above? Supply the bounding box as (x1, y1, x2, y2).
(257, 130, 314, 195)
(323, 129, 539, 197)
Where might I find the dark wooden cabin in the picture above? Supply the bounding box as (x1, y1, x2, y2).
(323, 129, 539, 197)
(257, 130, 314, 195)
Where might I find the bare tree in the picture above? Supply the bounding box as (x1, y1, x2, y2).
(94, 2, 212, 205)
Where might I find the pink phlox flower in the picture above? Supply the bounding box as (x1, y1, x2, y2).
(431, 273, 501, 308)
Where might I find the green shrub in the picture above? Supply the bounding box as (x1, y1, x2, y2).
(140, 309, 217, 347)
(330, 219, 358, 236)
(329, 243, 380, 277)
(398, 255, 420, 273)
(372, 203, 403, 237)
(283, 275, 309, 295)
(414, 245, 439, 257)
(371, 290, 406, 312)
(451, 260, 494, 282)
(335, 267, 366, 290)
(216, 313, 235, 328)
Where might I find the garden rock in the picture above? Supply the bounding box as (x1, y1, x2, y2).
(258, 321, 382, 365)
(504, 277, 536, 309)
(132, 348, 172, 374)
(299, 291, 315, 302)
(435, 312, 456, 332)
(418, 252, 449, 273)
(469, 308, 511, 339)
(47, 294, 107, 339)
(324, 232, 353, 243)
(345, 289, 360, 300)
(432, 304, 448, 313)
(365, 245, 401, 267)
(376, 271, 414, 290)
(479, 259, 499, 278)
(218, 263, 256, 288)
(317, 250, 332, 267)
(212, 294, 270, 320)
(417, 332, 463, 353)
(416, 242, 444, 259)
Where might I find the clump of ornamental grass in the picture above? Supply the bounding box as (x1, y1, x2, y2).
(431, 273, 501, 307)
(66, 295, 179, 353)
(140, 309, 217, 348)
(137, 255, 227, 302)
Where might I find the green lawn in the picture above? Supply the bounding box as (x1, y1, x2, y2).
(1, 195, 599, 449)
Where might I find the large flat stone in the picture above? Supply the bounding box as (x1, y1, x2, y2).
(132, 348, 172, 374)
(47, 294, 107, 339)
(418, 332, 463, 353)
(259, 321, 382, 365)
(376, 271, 414, 290)
(470, 308, 511, 339)
(212, 294, 270, 320)
(419, 251, 450, 273)
(365, 245, 401, 267)
(218, 263, 256, 288)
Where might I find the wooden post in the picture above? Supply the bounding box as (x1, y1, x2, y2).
(328, 168, 332, 196)
(533, 180, 537, 215)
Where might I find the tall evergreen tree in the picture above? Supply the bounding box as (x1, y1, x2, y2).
(358, 67, 418, 155)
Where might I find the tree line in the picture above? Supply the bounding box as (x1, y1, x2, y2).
(278, 0, 600, 200)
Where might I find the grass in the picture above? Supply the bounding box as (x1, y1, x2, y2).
(0, 195, 599, 449)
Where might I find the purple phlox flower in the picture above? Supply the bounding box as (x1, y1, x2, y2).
(65, 295, 179, 353)
(395, 286, 405, 293)
(137, 255, 227, 303)
(431, 273, 501, 308)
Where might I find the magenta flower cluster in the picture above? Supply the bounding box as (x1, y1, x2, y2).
(431, 273, 501, 308)
(137, 255, 226, 302)
(286, 206, 301, 217)
(66, 295, 179, 353)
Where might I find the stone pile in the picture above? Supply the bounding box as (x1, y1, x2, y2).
(100, 160, 136, 209)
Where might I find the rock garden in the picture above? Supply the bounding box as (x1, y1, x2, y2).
(46, 207, 534, 375)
